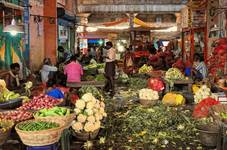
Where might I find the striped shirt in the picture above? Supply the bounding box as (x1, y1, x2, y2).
(195, 62, 208, 79)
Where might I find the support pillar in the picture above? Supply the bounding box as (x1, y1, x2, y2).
(44, 0, 57, 63)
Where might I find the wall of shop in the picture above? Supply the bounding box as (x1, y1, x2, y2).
(29, 0, 45, 70)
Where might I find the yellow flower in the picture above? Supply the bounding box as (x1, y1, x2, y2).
(72, 122, 83, 132)
(77, 114, 87, 123)
(75, 100, 85, 110)
(87, 116, 96, 123)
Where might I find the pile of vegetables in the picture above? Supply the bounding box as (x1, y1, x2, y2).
(0, 120, 14, 133)
(99, 105, 201, 149)
(72, 93, 106, 133)
(147, 78, 165, 92)
(17, 94, 61, 111)
(0, 91, 20, 102)
(17, 121, 59, 131)
(194, 85, 215, 104)
(164, 68, 185, 89)
(0, 111, 33, 122)
(128, 78, 147, 90)
(95, 74, 105, 81)
(79, 85, 103, 100)
(139, 88, 159, 100)
(34, 107, 71, 117)
(192, 97, 219, 118)
(162, 93, 185, 106)
(118, 72, 129, 83)
(138, 64, 153, 74)
(165, 68, 185, 81)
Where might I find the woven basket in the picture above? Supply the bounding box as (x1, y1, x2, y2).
(210, 104, 227, 123)
(34, 112, 76, 128)
(0, 120, 14, 145)
(72, 128, 100, 141)
(15, 119, 65, 146)
(139, 99, 158, 107)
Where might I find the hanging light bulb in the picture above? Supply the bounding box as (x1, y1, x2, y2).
(3, 18, 24, 36)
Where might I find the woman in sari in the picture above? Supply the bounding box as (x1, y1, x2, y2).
(123, 48, 134, 75)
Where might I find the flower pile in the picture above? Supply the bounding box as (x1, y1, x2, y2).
(139, 88, 159, 100)
(72, 93, 107, 133)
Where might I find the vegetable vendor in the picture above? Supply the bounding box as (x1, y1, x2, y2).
(5, 63, 21, 90)
(64, 55, 83, 84)
(192, 53, 208, 81)
(123, 47, 134, 75)
(45, 80, 64, 99)
(104, 41, 116, 96)
(40, 58, 58, 83)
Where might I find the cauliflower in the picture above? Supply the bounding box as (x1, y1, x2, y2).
(84, 122, 95, 132)
(194, 85, 213, 104)
(99, 108, 105, 114)
(74, 108, 81, 114)
(103, 112, 107, 117)
(76, 100, 86, 110)
(87, 102, 95, 109)
(82, 93, 94, 102)
(87, 115, 96, 123)
(77, 114, 87, 123)
(85, 109, 94, 116)
(72, 122, 83, 132)
(139, 88, 159, 100)
(94, 121, 101, 130)
(100, 102, 105, 108)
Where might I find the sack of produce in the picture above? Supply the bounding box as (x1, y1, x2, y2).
(162, 93, 185, 106)
(72, 93, 107, 141)
(139, 88, 159, 107)
(34, 107, 75, 127)
(15, 120, 64, 146)
(147, 78, 165, 92)
(0, 120, 14, 145)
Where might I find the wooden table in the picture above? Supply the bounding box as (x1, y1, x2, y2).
(164, 79, 194, 93)
(66, 81, 105, 88)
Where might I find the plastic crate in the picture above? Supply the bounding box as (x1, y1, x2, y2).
(26, 143, 58, 150)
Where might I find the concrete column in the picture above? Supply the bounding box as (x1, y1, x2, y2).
(44, 0, 57, 64)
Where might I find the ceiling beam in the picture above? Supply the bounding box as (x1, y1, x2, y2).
(77, 4, 186, 13)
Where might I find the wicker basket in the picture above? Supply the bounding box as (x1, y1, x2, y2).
(0, 120, 14, 145)
(72, 128, 100, 141)
(15, 119, 65, 146)
(34, 112, 76, 128)
(139, 99, 158, 107)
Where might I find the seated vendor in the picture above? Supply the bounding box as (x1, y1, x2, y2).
(64, 55, 83, 83)
(5, 63, 21, 90)
(46, 80, 64, 99)
(192, 53, 208, 81)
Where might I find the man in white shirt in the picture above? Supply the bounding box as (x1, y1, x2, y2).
(104, 41, 116, 96)
(40, 58, 58, 83)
